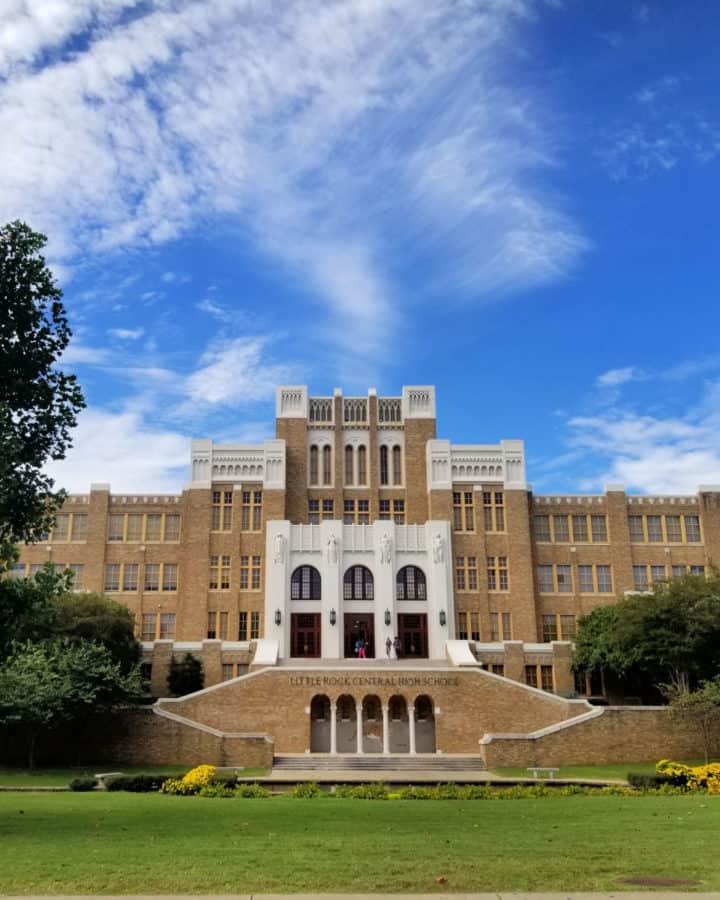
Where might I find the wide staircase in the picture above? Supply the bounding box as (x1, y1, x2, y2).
(272, 754, 486, 772)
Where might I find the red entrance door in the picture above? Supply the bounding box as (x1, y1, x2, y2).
(397, 613, 428, 658)
(291, 613, 321, 658)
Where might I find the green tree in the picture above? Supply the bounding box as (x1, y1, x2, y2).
(0, 563, 67, 659)
(573, 574, 720, 700)
(167, 652, 204, 696)
(0, 221, 85, 567)
(53, 591, 141, 674)
(667, 678, 720, 763)
(0, 640, 142, 767)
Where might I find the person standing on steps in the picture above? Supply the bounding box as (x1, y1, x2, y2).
(385, 636, 392, 658)
(393, 635, 402, 659)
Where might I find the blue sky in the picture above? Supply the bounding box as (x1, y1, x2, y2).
(2, 1, 719, 494)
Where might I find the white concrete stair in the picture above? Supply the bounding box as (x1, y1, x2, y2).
(272, 753, 486, 771)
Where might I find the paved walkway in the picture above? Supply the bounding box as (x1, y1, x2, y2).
(256, 770, 626, 785)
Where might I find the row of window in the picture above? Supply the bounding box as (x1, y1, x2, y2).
(140, 612, 176, 641)
(209, 555, 262, 591)
(453, 491, 504, 532)
(290, 564, 427, 602)
(454, 556, 509, 591)
(542, 613, 577, 642)
(105, 562, 177, 592)
(525, 664, 554, 691)
(308, 445, 403, 486)
(40, 513, 88, 542)
(108, 513, 181, 543)
(207, 611, 261, 641)
(456, 611, 513, 641)
(537, 563, 612, 594)
(12, 562, 84, 589)
(633, 563, 705, 590)
(533, 514, 607, 543)
(211, 490, 262, 532)
(628, 514, 701, 544)
(307, 498, 406, 524)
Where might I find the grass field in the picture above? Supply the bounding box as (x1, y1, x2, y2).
(0, 766, 268, 787)
(0, 791, 717, 894)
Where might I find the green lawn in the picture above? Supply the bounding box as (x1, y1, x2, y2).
(0, 792, 718, 894)
(491, 760, 712, 782)
(0, 766, 268, 787)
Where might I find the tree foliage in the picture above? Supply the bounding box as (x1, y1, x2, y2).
(667, 677, 720, 763)
(0, 220, 85, 565)
(573, 574, 720, 699)
(167, 652, 204, 696)
(0, 639, 142, 767)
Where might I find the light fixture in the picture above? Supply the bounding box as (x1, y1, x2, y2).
(384, 609, 391, 627)
(329, 608, 337, 626)
(274, 609, 282, 626)
(439, 610, 447, 627)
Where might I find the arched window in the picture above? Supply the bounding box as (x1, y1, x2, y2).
(415, 694, 434, 720)
(309, 445, 319, 485)
(393, 445, 402, 485)
(345, 445, 354, 485)
(322, 445, 332, 486)
(380, 445, 389, 485)
(396, 565, 426, 601)
(310, 694, 330, 720)
(291, 566, 321, 601)
(344, 565, 374, 600)
(357, 445, 367, 485)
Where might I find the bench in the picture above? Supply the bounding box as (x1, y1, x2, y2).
(527, 766, 559, 780)
(94, 772, 123, 789)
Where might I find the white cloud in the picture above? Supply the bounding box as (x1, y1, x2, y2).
(108, 327, 144, 340)
(196, 298, 231, 321)
(596, 366, 639, 388)
(0, 0, 587, 361)
(60, 342, 108, 364)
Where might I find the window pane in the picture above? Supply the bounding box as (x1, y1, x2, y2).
(553, 515, 569, 542)
(533, 515, 550, 541)
(665, 515, 681, 542)
(163, 564, 178, 591)
(646, 515, 662, 542)
(556, 565, 572, 592)
(591, 515, 608, 542)
(684, 515, 701, 542)
(144, 563, 160, 591)
(537, 565, 553, 592)
(628, 516, 644, 541)
(122, 564, 138, 591)
(70, 514, 87, 541)
(572, 515, 588, 542)
(108, 515, 124, 541)
(126, 514, 143, 541)
(542, 614, 558, 642)
(633, 565, 648, 589)
(145, 515, 162, 541)
(164, 515, 180, 541)
(578, 565, 594, 592)
(596, 565, 612, 593)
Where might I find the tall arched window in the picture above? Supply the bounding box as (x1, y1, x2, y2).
(380, 445, 389, 485)
(309, 445, 319, 485)
(344, 565, 374, 600)
(322, 445, 332, 486)
(357, 445, 367, 485)
(291, 566, 322, 601)
(396, 565, 426, 601)
(345, 445, 354, 485)
(393, 445, 402, 485)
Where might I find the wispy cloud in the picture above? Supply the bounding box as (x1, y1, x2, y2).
(596, 366, 641, 388)
(108, 327, 144, 340)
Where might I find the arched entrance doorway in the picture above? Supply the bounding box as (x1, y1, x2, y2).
(309, 694, 330, 752)
(362, 695, 383, 753)
(414, 694, 436, 753)
(336, 694, 356, 753)
(388, 694, 409, 753)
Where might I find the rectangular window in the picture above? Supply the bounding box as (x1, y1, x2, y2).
(238, 611, 248, 641)
(533, 515, 550, 541)
(241, 491, 262, 531)
(498, 557, 508, 590)
(162, 563, 178, 591)
(633, 565, 648, 590)
(108, 515, 124, 542)
(212, 490, 233, 531)
(525, 665, 538, 688)
(596, 565, 612, 593)
(591, 515, 608, 542)
(684, 515, 701, 542)
(628, 515, 644, 542)
(490, 612, 500, 641)
(572, 515, 588, 542)
(501, 612, 512, 640)
(541, 665, 554, 692)
(556, 565, 572, 592)
(12, 563, 27, 578)
(650, 565, 666, 584)
(380, 499, 406, 523)
(322, 499, 333, 520)
(68, 563, 84, 590)
(455, 557, 478, 591)
(144, 563, 160, 592)
(646, 515, 663, 543)
(560, 615, 576, 639)
(159, 613, 175, 640)
(470, 611, 480, 641)
(122, 563, 138, 592)
(52, 514, 70, 541)
(542, 614, 558, 642)
(145, 514, 162, 541)
(29, 564, 42, 576)
(552, 515, 569, 542)
(251, 612, 260, 640)
(222, 663, 234, 682)
(207, 611, 217, 639)
(537, 565, 553, 593)
(164, 514, 180, 541)
(357, 499, 369, 524)
(487, 557, 497, 591)
(578, 565, 594, 593)
(456, 611, 468, 640)
(665, 515, 682, 542)
(483, 491, 504, 531)
(218, 611, 228, 640)
(70, 513, 87, 541)
(453, 491, 475, 531)
(308, 499, 320, 524)
(491, 664, 505, 676)
(379, 499, 390, 520)
(126, 514, 143, 542)
(672, 565, 686, 578)
(240, 556, 260, 590)
(690, 565, 705, 576)
(104, 563, 120, 591)
(141, 613, 156, 641)
(344, 499, 355, 524)
(251, 556, 261, 590)
(212, 555, 230, 590)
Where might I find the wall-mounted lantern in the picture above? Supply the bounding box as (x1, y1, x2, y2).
(384, 609, 391, 627)
(274, 609, 282, 626)
(439, 610, 447, 627)
(329, 608, 337, 626)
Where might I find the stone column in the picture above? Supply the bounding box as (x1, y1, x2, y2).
(330, 703, 337, 755)
(382, 705, 390, 754)
(356, 703, 364, 754)
(408, 705, 416, 755)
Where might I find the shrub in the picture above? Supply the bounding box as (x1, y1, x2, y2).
(235, 782, 271, 798)
(198, 783, 236, 798)
(69, 776, 97, 792)
(627, 773, 678, 790)
(161, 764, 218, 795)
(291, 781, 322, 798)
(106, 774, 180, 792)
(655, 759, 720, 792)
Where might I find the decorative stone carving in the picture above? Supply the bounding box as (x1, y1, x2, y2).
(433, 533, 444, 563)
(380, 533, 392, 565)
(273, 534, 285, 564)
(327, 534, 338, 564)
